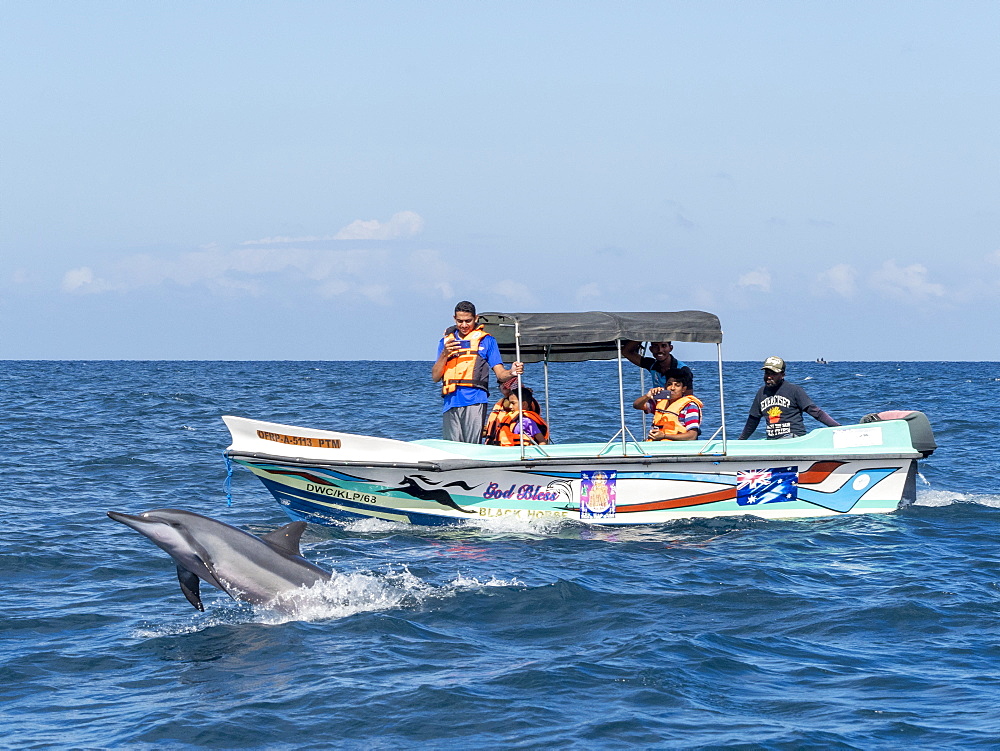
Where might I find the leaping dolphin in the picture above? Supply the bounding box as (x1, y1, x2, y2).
(107, 509, 331, 612)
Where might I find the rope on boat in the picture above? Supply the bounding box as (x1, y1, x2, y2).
(223, 452, 234, 507)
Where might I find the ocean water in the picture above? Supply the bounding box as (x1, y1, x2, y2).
(3, 359, 1000, 749)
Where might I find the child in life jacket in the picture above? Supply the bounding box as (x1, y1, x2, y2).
(483, 378, 549, 446)
(632, 368, 703, 441)
(505, 389, 549, 445)
(482, 376, 517, 445)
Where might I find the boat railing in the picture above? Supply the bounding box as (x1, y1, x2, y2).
(597, 425, 647, 458)
(697, 425, 727, 456)
(495, 313, 729, 460)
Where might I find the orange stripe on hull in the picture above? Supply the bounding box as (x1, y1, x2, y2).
(798, 461, 844, 484)
(620, 488, 737, 513)
(616, 461, 846, 514)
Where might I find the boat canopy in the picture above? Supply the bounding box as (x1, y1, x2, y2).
(479, 311, 723, 363)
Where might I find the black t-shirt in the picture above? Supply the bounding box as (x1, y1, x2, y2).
(748, 381, 816, 439)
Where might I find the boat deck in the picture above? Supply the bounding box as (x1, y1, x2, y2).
(412, 419, 919, 462)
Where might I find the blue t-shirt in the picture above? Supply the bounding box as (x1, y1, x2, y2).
(640, 355, 689, 388)
(437, 332, 503, 413)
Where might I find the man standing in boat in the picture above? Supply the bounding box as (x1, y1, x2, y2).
(737, 356, 840, 440)
(432, 301, 523, 443)
(622, 340, 692, 389)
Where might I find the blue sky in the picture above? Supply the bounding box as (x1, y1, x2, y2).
(2, 1, 998, 360)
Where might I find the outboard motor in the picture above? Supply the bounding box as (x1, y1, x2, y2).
(859, 410, 936, 457)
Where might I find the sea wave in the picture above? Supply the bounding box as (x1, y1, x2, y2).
(6, 360, 1000, 749)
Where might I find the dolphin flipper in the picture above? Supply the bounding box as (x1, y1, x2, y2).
(177, 566, 205, 611)
(261, 521, 308, 557)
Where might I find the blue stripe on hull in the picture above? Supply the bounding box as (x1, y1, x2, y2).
(244, 459, 908, 528)
(259, 477, 466, 527)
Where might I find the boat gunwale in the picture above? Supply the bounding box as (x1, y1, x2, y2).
(226, 449, 920, 472)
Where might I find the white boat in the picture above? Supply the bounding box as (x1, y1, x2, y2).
(223, 311, 935, 527)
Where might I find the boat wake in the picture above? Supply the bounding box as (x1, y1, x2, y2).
(340, 510, 572, 537)
(342, 516, 412, 534)
(459, 514, 569, 535)
(914, 489, 1000, 508)
(131, 567, 523, 635)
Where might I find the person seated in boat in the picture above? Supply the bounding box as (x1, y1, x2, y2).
(737, 356, 840, 440)
(483, 376, 518, 446)
(632, 368, 703, 441)
(504, 388, 549, 446)
(484, 380, 549, 446)
(482, 376, 518, 445)
(622, 340, 693, 389)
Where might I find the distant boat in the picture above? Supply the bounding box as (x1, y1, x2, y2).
(815, 358, 829, 364)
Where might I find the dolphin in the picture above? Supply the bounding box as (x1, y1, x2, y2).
(107, 509, 331, 612)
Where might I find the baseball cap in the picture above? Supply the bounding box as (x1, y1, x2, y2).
(761, 356, 786, 372)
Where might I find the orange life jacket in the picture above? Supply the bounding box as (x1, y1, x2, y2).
(495, 409, 549, 447)
(441, 327, 491, 396)
(482, 400, 512, 445)
(652, 394, 703, 437)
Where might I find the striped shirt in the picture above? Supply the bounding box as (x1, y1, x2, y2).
(676, 401, 702, 433)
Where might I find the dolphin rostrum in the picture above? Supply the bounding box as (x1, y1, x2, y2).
(107, 509, 331, 612)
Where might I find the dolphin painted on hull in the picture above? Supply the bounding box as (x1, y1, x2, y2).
(108, 509, 331, 612)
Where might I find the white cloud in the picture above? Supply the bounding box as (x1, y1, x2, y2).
(869, 260, 945, 301)
(407, 249, 455, 300)
(575, 282, 601, 303)
(237, 211, 425, 246)
(818, 264, 858, 297)
(737, 268, 771, 292)
(61, 266, 101, 292)
(240, 235, 323, 246)
(60, 248, 389, 297)
(334, 210, 424, 241)
(359, 284, 392, 306)
(690, 287, 717, 309)
(317, 279, 350, 298)
(492, 279, 536, 308)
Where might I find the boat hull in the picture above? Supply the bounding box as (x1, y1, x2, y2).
(224, 416, 922, 527)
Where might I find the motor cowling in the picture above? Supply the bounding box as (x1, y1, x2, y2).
(859, 410, 936, 457)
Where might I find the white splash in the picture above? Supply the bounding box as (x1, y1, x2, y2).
(259, 567, 433, 624)
(914, 489, 1000, 508)
(459, 514, 569, 535)
(450, 573, 523, 589)
(343, 516, 410, 534)
(131, 567, 522, 636)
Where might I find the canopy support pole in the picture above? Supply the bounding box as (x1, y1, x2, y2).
(716, 341, 728, 454)
(639, 342, 647, 438)
(612, 339, 646, 455)
(515, 320, 525, 461)
(543, 350, 551, 441)
(618, 339, 627, 455)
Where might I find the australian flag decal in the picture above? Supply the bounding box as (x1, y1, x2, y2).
(736, 466, 799, 506)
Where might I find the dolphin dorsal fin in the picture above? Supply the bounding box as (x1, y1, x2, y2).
(261, 521, 308, 557)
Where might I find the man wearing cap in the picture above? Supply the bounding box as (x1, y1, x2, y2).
(622, 340, 693, 389)
(737, 356, 840, 440)
(432, 300, 523, 443)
